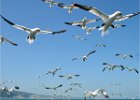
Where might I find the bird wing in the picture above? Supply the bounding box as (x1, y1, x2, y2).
(45, 87, 52, 89)
(115, 12, 140, 21)
(59, 75, 66, 77)
(127, 54, 133, 58)
(1, 15, 32, 34)
(72, 56, 83, 61)
(74, 74, 80, 77)
(40, 29, 66, 35)
(86, 18, 101, 23)
(3, 37, 18, 46)
(65, 21, 83, 26)
(102, 63, 113, 67)
(102, 67, 108, 72)
(73, 4, 109, 20)
(42, 0, 63, 5)
(56, 84, 63, 88)
(86, 50, 96, 57)
(114, 24, 126, 28)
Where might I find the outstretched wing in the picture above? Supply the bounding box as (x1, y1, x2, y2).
(56, 84, 63, 88)
(115, 12, 140, 21)
(73, 4, 109, 21)
(3, 37, 18, 46)
(1, 15, 31, 33)
(40, 29, 67, 35)
(86, 50, 96, 57)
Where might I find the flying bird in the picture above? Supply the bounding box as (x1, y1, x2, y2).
(64, 88, 73, 93)
(84, 89, 109, 99)
(72, 50, 96, 61)
(73, 3, 140, 36)
(41, 0, 63, 8)
(70, 82, 82, 88)
(110, 83, 121, 86)
(46, 67, 61, 76)
(1, 15, 67, 44)
(0, 35, 18, 46)
(58, 3, 79, 13)
(65, 17, 100, 29)
(83, 26, 100, 35)
(59, 74, 80, 79)
(95, 43, 106, 47)
(102, 62, 125, 71)
(73, 35, 87, 40)
(115, 54, 133, 59)
(44, 84, 63, 90)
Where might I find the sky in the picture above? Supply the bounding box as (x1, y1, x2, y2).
(0, 0, 139, 99)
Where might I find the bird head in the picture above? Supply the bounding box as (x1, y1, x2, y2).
(34, 28, 41, 32)
(114, 11, 122, 17)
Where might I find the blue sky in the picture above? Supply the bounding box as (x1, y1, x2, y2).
(0, 0, 139, 99)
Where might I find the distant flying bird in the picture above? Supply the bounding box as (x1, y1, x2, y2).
(115, 54, 133, 59)
(73, 3, 140, 36)
(65, 88, 73, 93)
(1, 15, 67, 44)
(84, 89, 109, 99)
(58, 3, 79, 13)
(0, 35, 18, 46)
(46, 67, 61, 76)
(110, 83, 121, 86)
(70, 82, 82, 88)
(73, 35, 87, 40)
(72, 50, 96, 61)
(41, 0, 63, 8)
(44, 84, 63, 90)
(65, 17, 100, 29)
(95, 43, 106, 47)
(59, 74, 80, 80)
(124, 67, 139, 74)
(84, 26, 100, 35)
(102, 62, 125, 71)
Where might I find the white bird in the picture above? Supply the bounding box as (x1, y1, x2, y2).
(73, 35, 87, 40)
(0, 35, 18, 46)
(46, 67, 61, 76)
(58, 3, 79, 13)
(95, 43, 106, 47)
(102, 62, 125, 71)
(110, 83, 121, 86)
(64, 88, 73, 93)
(115, 54, 133, 59)
(84, 89, 109, 99)
(72, 50, 96, 61)
(1, 15, 67, 44)
(59, 74, 80, 80)
(83, 26, 100, 35)
(65, 17, 100, 29)
(73, 3, 140, 36)
(41, 0, 63, 8)
(44, 84, 63, 90)
(70, 82, 82, 88)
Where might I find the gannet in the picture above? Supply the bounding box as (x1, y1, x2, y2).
(1, 15, 67, 44)
(72, 50, 96, 61)
(73, 3, 140, 36)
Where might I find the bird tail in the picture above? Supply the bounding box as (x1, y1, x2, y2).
(99, 27, 109, 36)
